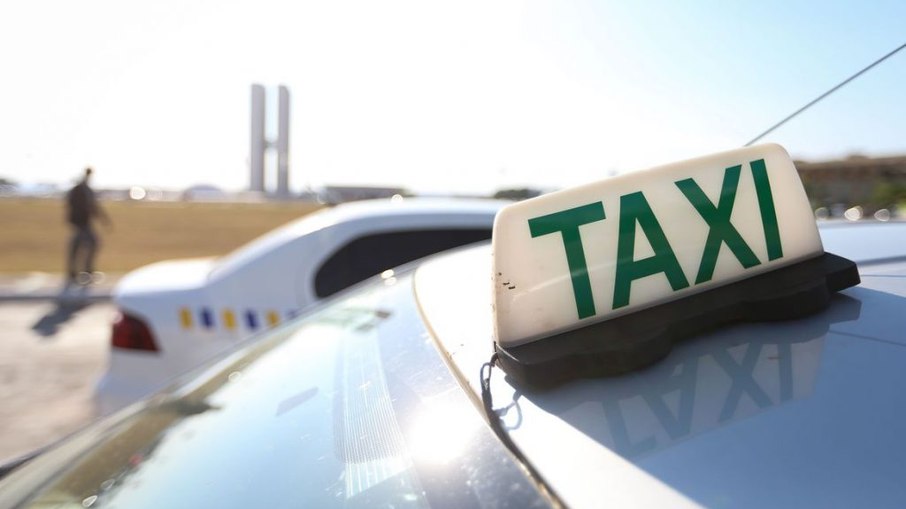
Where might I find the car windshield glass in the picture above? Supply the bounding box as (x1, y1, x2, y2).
(4, 272, 546, 508)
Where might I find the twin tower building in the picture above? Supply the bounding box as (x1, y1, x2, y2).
(250, 84, 291, 197)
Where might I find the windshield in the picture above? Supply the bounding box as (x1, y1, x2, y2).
(1, 272, 547, 508)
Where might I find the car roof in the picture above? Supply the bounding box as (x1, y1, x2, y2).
(211, 197, 508, 278)
(819, 220, 906, 266)
(415, 220, 906, 508)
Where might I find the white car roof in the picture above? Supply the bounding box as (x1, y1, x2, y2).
(819, 220, 906, 266)
(210, 197, 507, 279)
(416, 220, 906, 508)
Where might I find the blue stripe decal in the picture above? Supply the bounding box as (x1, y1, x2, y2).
(200, 308, 214, 329)
(245, 310, 258, 330)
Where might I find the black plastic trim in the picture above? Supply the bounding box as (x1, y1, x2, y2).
(495, 252, 860, 389)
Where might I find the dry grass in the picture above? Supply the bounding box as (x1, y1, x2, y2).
(0, 198, 322, 273)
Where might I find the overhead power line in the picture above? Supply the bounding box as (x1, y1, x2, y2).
(744, 41, 906, 147)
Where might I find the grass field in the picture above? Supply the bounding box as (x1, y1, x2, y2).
(0, 198, 322, 273)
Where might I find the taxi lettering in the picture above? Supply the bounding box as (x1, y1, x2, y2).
(603, 338, 803, 459)
(528, 158, 781, 319)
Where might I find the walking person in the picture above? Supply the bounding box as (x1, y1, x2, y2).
(65, 167, 111, 285)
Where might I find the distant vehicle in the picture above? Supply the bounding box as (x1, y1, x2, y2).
(181, 184, 227, 201)
(94, 198, 504, 413)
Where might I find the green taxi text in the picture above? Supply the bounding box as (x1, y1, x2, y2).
(528, 159, 783, 319)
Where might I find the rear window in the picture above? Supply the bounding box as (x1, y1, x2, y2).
(314, 229, 491, 297)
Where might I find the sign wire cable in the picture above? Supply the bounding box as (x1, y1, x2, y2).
(480, 353, 564, 507)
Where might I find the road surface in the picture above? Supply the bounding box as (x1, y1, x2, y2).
(0, 300, 114, 462)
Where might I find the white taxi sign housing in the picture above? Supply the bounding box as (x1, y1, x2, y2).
(493, 144, 823, 347)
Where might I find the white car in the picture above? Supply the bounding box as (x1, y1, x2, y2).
(95, 198, 506, 413)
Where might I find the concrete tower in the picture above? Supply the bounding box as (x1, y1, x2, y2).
(276, 85, 290, 197)
(249, 84, 266, 193)
(249, 84, 291, 196)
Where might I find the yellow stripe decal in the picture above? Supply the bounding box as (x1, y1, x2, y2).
(179, 307, 193, 329)
(223, 309, 236, 331)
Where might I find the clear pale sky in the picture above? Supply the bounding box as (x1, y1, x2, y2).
(2, 1, 904, 195)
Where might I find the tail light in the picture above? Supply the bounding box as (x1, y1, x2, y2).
(111, 313, 159, 352)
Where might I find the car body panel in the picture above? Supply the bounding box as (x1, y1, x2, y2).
(114, 257, 216, 295)
(818, 221, 906, 267)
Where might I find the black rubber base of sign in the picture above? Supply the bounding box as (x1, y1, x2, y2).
(494, 252, 860, 389)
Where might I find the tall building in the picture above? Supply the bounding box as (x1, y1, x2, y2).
(250, 84, 291, 197)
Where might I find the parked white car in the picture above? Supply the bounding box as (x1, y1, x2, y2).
(95, 198, 505, 413)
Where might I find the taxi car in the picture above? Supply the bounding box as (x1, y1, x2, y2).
(5, 144, 906, 508)
(95, 198, 505, 414)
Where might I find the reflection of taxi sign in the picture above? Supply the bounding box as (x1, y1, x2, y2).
(492, 144, 859, 387)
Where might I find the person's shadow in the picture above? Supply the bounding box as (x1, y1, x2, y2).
(31, 295, 91, 338)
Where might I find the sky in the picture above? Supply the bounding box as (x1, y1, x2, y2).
(1, 0, 905, 195)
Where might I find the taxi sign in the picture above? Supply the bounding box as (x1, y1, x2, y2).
(492, 144, 859, 387)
